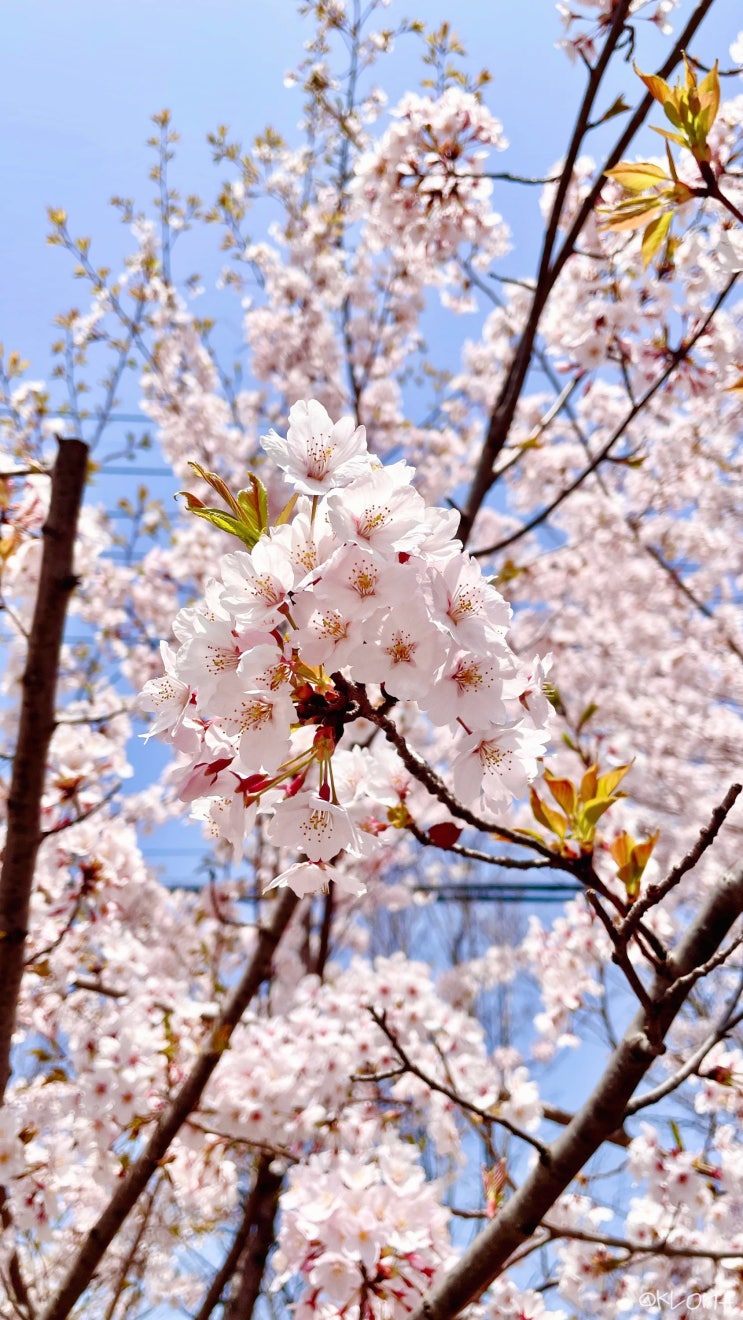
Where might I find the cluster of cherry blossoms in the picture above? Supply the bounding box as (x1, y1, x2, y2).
(352, 87, 511, 289)
(273, 1143, 454, 1320)
(143, 399, 550, 895)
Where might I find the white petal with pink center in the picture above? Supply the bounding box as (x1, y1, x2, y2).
(236, 641, 293, 693)
(424, 648, 511, 730)
(262, 398, 371, 495)
(267, 859, 366, 897)
(290, 594, 368, 670)
(349, 603, 451, 700)
(452, 722, 549, 811)
(178, 614, 269, 707)
(431, 553, 511, 648)
(219, 539, 295, 628)
(267, 794, 361, 862)
(270, 502, 340, 586)
(140, 641, 191, 742)
(326, 460, 426, 553)
(267, 860, 336, 897)
(191, 790, 258, 857)
(221, 687, 296, 774)
(315, 543, 411, 619)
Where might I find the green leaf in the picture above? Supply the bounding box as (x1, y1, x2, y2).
(651, 125, 687, 150)
(605, 161, 669, 192)
(641, 210, 672, 268)
(180, 502, 262, 549)
(632, 831, 659, 873)
(577, 702, 599, 732)
(276, 492, 299, 527)
(543, 772, 577, 818)
(580, 765, 599, 803)
(596, 94, 631, 126)
(188, 461, 244, 521)
(581, 796, 619, 828)
(633, 66, 672, 107)
(176, 490, 206, 510)
(236, 473, 269, 540)
(600, 198, 665, 234)
(237, 473, 268, 523)
(597, 763, 632, 797)
(664, 140, 678, 183)
(530, 788, 568, 840)
(662, 99, 684, 132)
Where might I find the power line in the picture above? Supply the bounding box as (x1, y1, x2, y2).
(0, 408, 151, 424)
(101, 466, 173, 477)
(158, 875, 579, 903)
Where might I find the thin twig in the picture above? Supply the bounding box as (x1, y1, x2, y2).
(367, 1007, 552, 1163)
(617, 784, 742, 943)
(543, 1220, 743, 1263)
(656, 932, 743, 1007)
(406, 819, 554, 870)
(474, 277, 738, 558)
(584, 889, 653, 1010)
(625, 1007, 743, 1117)
(39, 782, 121, 840)
(457, 0, 635, 544)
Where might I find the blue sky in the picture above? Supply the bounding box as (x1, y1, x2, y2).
(2, 0, 737, 380)
(1, 0, 740, 387)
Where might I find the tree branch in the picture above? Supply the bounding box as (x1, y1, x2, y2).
(543, 1220, 743, 1263)
(40, 888, 299, 1320)
(0, 437, 88, 1103)
(222, 1160, 283, 1320)
(617, 783, 742, 944)
(473, 276, 738, 559)
(625, 1007, 743, 1117)
(459, 0, 720, 548)
(457, 0, 635, 544)
(193, 1155, 282, 1320)
(406, 866, 743, 1320)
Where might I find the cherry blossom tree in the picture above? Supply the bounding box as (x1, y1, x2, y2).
(2, 2, 743, 1318)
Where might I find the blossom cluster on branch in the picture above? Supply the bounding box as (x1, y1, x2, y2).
(143, 398, 550, 895)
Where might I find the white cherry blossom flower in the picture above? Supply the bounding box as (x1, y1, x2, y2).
(314, 543, 410, 618)
(140, 641, 191, 742)
(262, 399, 370, 495)
(222, 687, 296, 774)
(290, 596, 367, 670)
(349, 603, 450, 700)
(267, 860, 339, 897)
(424, 648, 510, 729)
(267, 793, 360, 862)
(431, 553, 511, 649)
(326, 461, 425, 552)
(220, 540, 295, 628)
